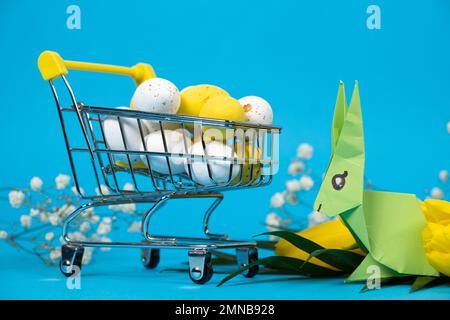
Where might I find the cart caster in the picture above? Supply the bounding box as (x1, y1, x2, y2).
(188, 250, 213, 284)
(141, 248, 160, 269)
(236, 247, 259, 278)
(59, 245, 84, 277)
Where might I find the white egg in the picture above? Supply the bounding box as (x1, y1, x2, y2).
(132, 78, 181, 133)
(102, 107, 144, 163)
(132, 78, 180, 114)
(238, 96, 273, 125)
(140, 129, 192, 175)
(186, 141, 240, 186)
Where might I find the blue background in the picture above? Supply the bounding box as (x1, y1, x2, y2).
(0, 0, 449, 299)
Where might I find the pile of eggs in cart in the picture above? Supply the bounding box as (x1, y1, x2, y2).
(102, 78, 273, 186)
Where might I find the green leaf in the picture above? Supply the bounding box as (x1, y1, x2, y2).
(305, 248, 364, 272)
(217, 256, 342, 287)
(410, 276, 437, 293)
(256, 240, 277, 250)
(261, 231, 363, 272)
(259, 231, 323, 254)
(210, 250, 237, 262)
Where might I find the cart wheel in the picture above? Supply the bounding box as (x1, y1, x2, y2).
(188, 250, 213, 285)
(141, 248, 160, 269)
(236, 247, 259, 278)
(59, 245, 84, 278)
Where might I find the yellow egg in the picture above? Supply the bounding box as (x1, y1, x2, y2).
(199, 96, 246, 122)
(231, 142, 262, 185)
(178, 85, 229, 117)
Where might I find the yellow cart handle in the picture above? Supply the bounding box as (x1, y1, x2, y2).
(37, 51, 156, 86)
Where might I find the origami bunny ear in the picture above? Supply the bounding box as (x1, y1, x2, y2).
(331, 81, 347, 152)
(334, 81, 365, 162)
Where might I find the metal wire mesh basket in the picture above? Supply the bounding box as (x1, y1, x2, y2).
(38, 51, 281, 284)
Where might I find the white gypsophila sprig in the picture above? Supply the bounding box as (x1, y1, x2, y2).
(286, 179, 301, 192)
(80, 221, 91, 233)
(45, 232, 54, 241)
(20, 215, 32, 228)
(95, 184, 110, 196)
(297, 143, 313, 160)
(431, 187, 444, 199)
(307, 211, 334, 228)
(266, 212, 282, 228)
(55, 174, 71, 190)
(1, 176, 144, 266)
(299, 175, 314, 191)
(270, 192, 285, 208)
(71, 186, 85, 196)
(439, 170, 448, 183)
(9, 190, 25, 208)
(288, 160, 304, 176)
(0, 230, 8, 239)
(30, 176, 43, 192)
(123, 182, 134, 191)
(29, 208, 40, 217)
(128, 221, 142, 233)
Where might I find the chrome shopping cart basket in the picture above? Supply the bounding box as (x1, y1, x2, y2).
(37, 51, 281, 284)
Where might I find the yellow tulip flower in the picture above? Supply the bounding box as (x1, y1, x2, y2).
(275, 219, 365, 271)
(421, 199, 450, 277)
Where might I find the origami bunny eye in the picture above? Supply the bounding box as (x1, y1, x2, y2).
(331, 171, 348, 190)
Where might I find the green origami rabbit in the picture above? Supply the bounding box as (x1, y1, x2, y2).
(314, 81, 438, 281)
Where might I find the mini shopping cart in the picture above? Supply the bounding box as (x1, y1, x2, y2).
(37, 51, 281, 284)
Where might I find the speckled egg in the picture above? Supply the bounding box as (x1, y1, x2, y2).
(132, 78, 181, 114)
(238, 96, 273, 125)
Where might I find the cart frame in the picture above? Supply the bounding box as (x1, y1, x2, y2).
(38, 51, 281, 284)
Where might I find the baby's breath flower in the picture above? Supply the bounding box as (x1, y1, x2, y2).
(123, 182, 134, 191)
(0, 230, 8, 239)
(82, 248, 94, 264)
(90, 234, 100, 242)
(50, 249, 61, 261)
(121, 203, 136, 214)
(299, 175, 314, 191)
(9, 190, 25, 208)
(29, 208, 40, 217)
(80, 221, 91, 233)
(30, 176, 43, 192)
(286, 179, 301, 192)
(288, 160, 304, 175)
(55, 174, 70, 190)
(71, 186, 85, 196)
(438, 170, 448, 183)
(286, 193, 298, 205)
(296, 143, 313, 160)
(270, 192, 285, 208)
(266, 212, 282, 240)
(100, 237, 112, 252)
(266, 212, 282, 228)
(39, 212, 49, 223)
(89, 215, 100, 223)
(49, 213, 60, 226)
(95, 184, 110, 196)
(308, 211, 332, 228)
(45, 232, 54, 241)
(108, 204, 121, 212)
(20, 215, 32, 228)
(97, 221, 111, 235)
(70, 232, 85, 241)
(431, 187, 444, 199)
(127, 221, 142, 233)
